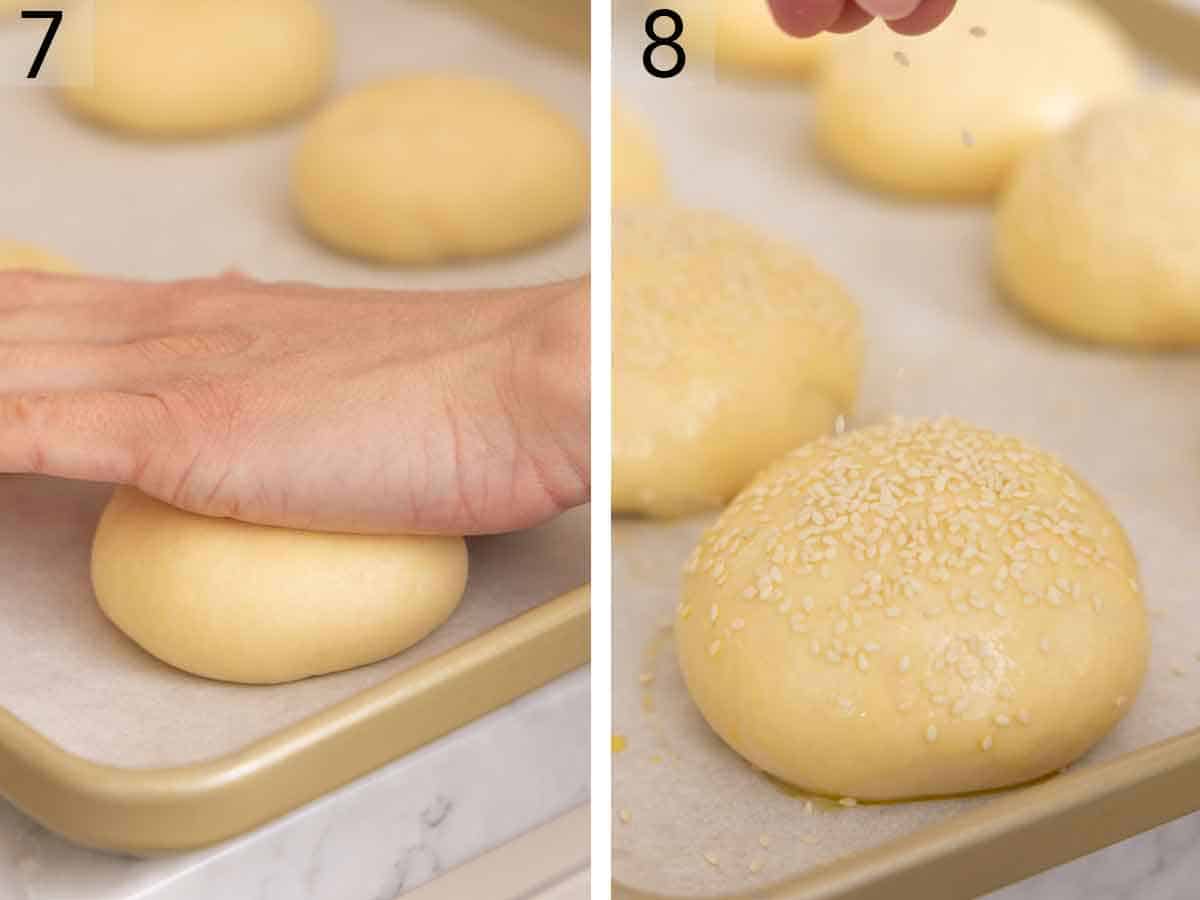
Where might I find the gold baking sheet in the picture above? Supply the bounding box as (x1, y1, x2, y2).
(0, 477, 590, 854)
(0, 0, 589, 855)
(612, 1, 1200, 897)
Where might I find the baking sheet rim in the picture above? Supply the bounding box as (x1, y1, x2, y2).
(0, 584, 590, 854)
(613, 723, 1200, 900)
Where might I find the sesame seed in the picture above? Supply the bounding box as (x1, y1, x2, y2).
(805, 801, 815, 815)
(704, 851, 719, 867)
(619, 809, 632, 824)
(981, 735, 994, 751)
(708, 639, 722, 657)
(899, 655, 912, 673)
(742, 586, 757, 600)
(1039, 637, 1051, 654)
(1017, 709, 1031, 725)
(839, 797, 858, 807)
(638, 672, 654, 685)
(710, 603, 719, 623)
(886, 606, 902, 618)
(952, 697, 969, 717)
(994, 714, 1012, 727)
(925, 724, 939, 743)
(759, 834, 771, 848)
(749, 856, 765, 874)
(857, 653, 870, 672)
(731, 618, 745, 632)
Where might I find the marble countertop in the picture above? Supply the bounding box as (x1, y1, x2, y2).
(0, 667, 589, 900)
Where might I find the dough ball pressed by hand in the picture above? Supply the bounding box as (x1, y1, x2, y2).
(712, 0, 831, 79)
(814, 0, 1137, 200)
(614, 102, 667, 205)
(91, 488, 468, 685)
(995, 93, 1200, 347)
(58, 0, 332, 137)
(0, 239, 75, 273)
(613, 207, 861, 519)
(291, 76, 589, 265)
(677, 418, 1148, 801)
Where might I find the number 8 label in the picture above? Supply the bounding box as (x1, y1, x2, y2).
(643, 9, 686, 79)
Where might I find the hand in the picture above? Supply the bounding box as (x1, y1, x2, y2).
(767, 0, 957, 36)
(0, 272, 589, 535)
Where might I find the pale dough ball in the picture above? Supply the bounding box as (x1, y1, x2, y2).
(814, 0, 1137, 199)
(91, 488, 468, 685)
(0, 239, 75, 273)
(995, 93, 1200, 346)
(713, 0, 831, 79)
(677, 418, 1148, 801)
(58, 0, 332, 137)
(614, 102, 667, 205)
(613, 207, 861, 518)
(291, 76, 589, 265)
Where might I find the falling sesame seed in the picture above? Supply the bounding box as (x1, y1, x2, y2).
(619, 809, 632, 824)
(638, 672, 655, 685)
(759, 834, 771, 849)
(899, 655, 912, 673)
(1172, 665, 1186, 677)
(857, 653, 871, 672)
(981, 735, 994, 751)
(704, 851, 720, 867)
(805, 801, 815, 816)
(710, 603, 719, 623)
(749, 856, 766, 874)
(925, 724, 939, 743)
(708, 639, 722, 657)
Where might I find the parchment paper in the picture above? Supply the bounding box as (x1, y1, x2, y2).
(0, 0, 590, 769)
(612, 11, 1200, 897)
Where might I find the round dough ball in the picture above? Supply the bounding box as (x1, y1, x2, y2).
(995, 93, 1200, 346)
(91, 488, 468, 685)
(712, 0, 831, 79)
(58, 0, 332, 137)
(613, 207, 861, 518)
(291, 76, 589, 265)
(677, 418, 1148, 801)
(814, 0, 1137, 199)
(0, 239, 75, 273)
(614, 102, 667, 205)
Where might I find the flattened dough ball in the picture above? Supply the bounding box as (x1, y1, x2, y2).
(614, 102, 667, 205)
(91, 488, 468, 685)
(996, 94, 1200, 346)
(291, 76, 589, 265)
(677, 418, 1148, 801)
(814, 0, 1136, 199)
(0, 239, 75, 273)
(613, 207, 861, 518)
(58, 0, 333, 137)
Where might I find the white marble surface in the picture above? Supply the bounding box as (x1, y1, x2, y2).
(989, 811, 1200, 900)
(0, 667, 589, 900)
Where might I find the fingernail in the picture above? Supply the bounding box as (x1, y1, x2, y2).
(855, 0, 923, 20)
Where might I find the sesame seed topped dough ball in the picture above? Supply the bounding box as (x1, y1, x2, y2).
(0, 240, 75, 273)
(291, 76, 590, 265)
(814, 0, 1137, 200)
(613, 207, 861, 519)
(614, 102, 667, 205)
(58, 0, 333, 138)
(677, 418, 1148, 801)
(995, 93, 1200, 347)
(712, 0, 832, 80)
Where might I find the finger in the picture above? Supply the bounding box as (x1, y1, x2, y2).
(830, 3, 874, 32)
(767, 0, 850, 38)
(886, 0, 957, 34)
(0, 272, 155, 343)
(0, 391, 171, 484)
(0, 271, 141, 309)
(855, 0, 921, 20)
(0, 343, 144, 392)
